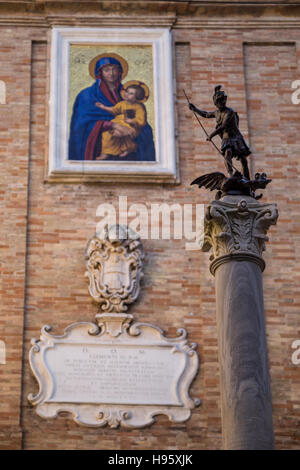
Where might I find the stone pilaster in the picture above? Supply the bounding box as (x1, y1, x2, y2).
(203, 195, 278, 450)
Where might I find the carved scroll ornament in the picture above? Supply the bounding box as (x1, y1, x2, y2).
(85, 225, 144, 313)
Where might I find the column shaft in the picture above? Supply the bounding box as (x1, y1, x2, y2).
(202, 195, 278, 450)
(215, 260, 274, 450)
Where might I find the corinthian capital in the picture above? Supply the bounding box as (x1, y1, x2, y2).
(202, 195, 278, 275)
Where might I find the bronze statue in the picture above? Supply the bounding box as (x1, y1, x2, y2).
(189, 85, 251, 179)
(186, 86, 271, 200)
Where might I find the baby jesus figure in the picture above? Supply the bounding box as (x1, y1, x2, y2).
(95, 82, 149, 159)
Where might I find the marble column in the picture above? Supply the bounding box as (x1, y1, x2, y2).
(202, 195, 278, 450)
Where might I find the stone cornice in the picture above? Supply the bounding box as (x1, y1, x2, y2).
(0, 15, 300, 30)
(175, 17, 300, 28)
(0, 2, 299, 29)
(0, 15, 176, 29)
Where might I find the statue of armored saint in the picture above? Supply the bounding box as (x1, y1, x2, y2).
(187, 85, 271, 199)
(189, 85, 251, 180)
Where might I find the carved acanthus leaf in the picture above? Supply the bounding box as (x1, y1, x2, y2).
(203, 197, 278, 271)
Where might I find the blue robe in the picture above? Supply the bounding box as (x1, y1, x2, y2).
(68, 80, 155, 161)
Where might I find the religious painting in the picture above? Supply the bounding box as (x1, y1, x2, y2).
(48, 28, 176, 183)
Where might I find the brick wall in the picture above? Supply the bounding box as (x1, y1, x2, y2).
(0, 4, 299, 450)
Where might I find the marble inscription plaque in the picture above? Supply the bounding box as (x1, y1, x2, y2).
(48, 344, 183, 405)
(29, 314, 200, 428)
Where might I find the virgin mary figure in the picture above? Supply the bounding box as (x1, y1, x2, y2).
(68, 53, 155, 162)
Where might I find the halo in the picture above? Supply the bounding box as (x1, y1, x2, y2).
(120, 80, 150, 103)
(89, 53, 128, 80)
